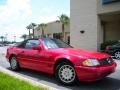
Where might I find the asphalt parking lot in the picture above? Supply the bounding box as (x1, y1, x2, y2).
(0, 46, 120, 90)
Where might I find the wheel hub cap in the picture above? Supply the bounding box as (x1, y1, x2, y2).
(59, 65, 75, 83)
(11, 58, 17, 69)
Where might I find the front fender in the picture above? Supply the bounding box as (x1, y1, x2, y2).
(54, 55, 84, 66)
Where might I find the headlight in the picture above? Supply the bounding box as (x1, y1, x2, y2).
(82, 59, 100, 66)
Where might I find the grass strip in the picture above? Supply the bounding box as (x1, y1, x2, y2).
(0, 72, 47, 90)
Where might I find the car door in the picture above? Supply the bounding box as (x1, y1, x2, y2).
(18, 39, 53, 73)
(18, 39, 41, 69)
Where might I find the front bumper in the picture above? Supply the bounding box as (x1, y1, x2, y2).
(75, 62, 117, 82)
(105, 50, 114, 56)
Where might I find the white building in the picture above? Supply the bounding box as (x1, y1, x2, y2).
(34, 21, 70, 43)
(71, 0, 120, 51)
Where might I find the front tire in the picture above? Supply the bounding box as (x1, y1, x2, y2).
(55, 62, 76, 85)
(10, 56, 20, 71)
(114, 51, 120, 60)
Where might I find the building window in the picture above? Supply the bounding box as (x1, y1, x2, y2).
(53, 33, 62, 40)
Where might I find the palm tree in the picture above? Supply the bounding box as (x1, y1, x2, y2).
(26, 25, 31, 39)
(0, 36, 5, 43)
(27, 23, 36, 38)
(21, 34, 27, 40)
(30, 33, 33, 38)
(38, 23, 47, 37)
(58, 14, 70, 41)
(31, 23, 37, 38)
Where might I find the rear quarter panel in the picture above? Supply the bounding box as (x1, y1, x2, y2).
(6, 46, 18, 61)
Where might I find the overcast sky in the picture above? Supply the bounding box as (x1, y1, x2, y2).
(0, 0, 70, 42)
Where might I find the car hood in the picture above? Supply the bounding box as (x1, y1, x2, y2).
(50, 48, 109, 59)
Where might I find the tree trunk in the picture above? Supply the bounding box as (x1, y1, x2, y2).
(29, 29, 30, 39)
(42, 28, 44, 37)
(2, 38, 3, 43)
(62, 24, 65, 41)
(33, 28, 34, 38)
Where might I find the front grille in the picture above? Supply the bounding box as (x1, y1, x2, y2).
(99, 57, 113, 65)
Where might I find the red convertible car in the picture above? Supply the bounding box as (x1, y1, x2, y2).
(6, 38, 116, 85)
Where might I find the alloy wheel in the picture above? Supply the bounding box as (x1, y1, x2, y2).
(58, 65, 76, 84)
(115, 51, 120, 60)
(10, 56, 20, 71)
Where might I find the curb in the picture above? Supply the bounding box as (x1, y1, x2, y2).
(0, 66, 59, 90)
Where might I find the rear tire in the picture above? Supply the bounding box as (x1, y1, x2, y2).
(55, 62, 77, 85)
(10, 56, 20, 71)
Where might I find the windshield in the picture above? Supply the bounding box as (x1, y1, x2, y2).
(43, 38, 72, 49)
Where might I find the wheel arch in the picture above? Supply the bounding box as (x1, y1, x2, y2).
(114, 49, 120, 52)
(113, 49, 120, 55)
(54, 58, 74, 74)
(9, 54, 16, 62)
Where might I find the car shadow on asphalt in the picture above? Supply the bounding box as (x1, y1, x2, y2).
(7, 67, 120, 90)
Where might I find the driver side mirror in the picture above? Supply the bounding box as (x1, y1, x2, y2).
(32, 45, 41, 51)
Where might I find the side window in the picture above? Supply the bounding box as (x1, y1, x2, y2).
(25, 40, 40, 49)
(17, 41, 27, 48)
